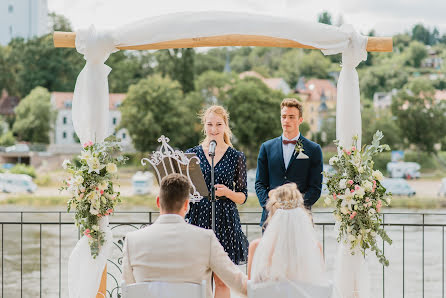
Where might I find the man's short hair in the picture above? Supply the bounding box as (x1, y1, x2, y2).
(159, 173, 191, 213)
(281, 98, 303, 118)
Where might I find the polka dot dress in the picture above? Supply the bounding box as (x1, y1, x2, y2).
(186, 145, 249, 265)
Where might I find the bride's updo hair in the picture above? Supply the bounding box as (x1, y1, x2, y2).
(264, 183, 305, 227)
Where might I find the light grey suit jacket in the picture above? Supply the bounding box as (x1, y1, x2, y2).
(122, 214, 247, 298)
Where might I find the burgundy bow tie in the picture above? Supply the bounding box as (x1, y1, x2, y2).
(283, 139, 297, 145)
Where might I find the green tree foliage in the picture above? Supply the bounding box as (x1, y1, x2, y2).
(278, 49, 332, 88)
(361, 107, 402, 150)
(318, 11, 332, 25)
(412, 24, 431, 45)
(194, 48, 228, 76)
(12, 87, 56, 143)
(225, 77, 283, 167)
(119, 75, 198, 152)
(48, 12, 72, 31)
(391, 84, 446, 153)
(155, 48, 195, 94)
(405, 41, 428, 68)
(107, 51, 154, 93)
(299, 121, 310, 137)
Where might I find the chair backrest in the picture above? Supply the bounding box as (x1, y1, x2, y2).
(122, 280, 206, 298)
(247, 280, 333, 298)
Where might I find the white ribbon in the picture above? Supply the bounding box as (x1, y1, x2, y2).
(72, 25, 118, 145)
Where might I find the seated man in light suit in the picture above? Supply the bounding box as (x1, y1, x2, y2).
(122, 173, 247, 298)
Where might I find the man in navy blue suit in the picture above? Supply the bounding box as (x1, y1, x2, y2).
(255, 98, 323, 226)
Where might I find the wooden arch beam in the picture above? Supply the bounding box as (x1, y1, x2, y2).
(53, 32, 393, 52)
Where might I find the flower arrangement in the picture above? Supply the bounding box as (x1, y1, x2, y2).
(294, 139, 304, 155)
(324, 131, 392, 266)
(60, 136, 128, 258)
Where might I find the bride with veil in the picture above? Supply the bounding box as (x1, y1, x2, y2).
(248, 183, 329, 288)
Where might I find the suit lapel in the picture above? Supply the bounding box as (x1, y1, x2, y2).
(276, 136, 286, 172)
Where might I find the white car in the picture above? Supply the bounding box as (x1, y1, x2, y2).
(387, 162, 420, 179)
(381, 178, 416, 196)
(132, 171, 154, 195)
(0, 173, 37, 193)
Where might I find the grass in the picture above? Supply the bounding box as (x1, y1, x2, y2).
(1, 194, 446, 211)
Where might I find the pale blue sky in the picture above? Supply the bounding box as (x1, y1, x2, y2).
(48, 0, 446, 36)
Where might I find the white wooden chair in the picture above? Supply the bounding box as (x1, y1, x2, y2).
(121, 280, 206, 298)
(247, 280, 333, 298)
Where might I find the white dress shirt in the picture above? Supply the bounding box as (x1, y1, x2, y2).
(282, 133, 300, 169)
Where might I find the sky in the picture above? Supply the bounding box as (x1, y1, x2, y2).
(47, 0, 446, 36)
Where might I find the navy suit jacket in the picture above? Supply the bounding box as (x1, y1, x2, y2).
(255, 135, 323, 225)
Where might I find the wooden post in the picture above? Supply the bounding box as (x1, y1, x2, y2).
(53, 32, 393, 52)
(96, 264, 107, 298)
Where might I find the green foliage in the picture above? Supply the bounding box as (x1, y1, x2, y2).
(0, 131, 15, 146)
(35, 174, 52, 186)
(107, 51, 154, 93)
(48, 12, 72, 31)
(362, 107, 402, 150)
(119, 74, 198, 152)
(391, 86, 446, 153)
(300, 121, 310, 137)
(10, 164, 36, 178)
(225, 77, 283, 167)
(405, 41, 428, 68)
(318, 11, 332, 25)
(12, 87, 56, 143)
(155, 48, 195, 93)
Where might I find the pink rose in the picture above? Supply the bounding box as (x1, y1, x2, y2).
(355, 185, 360, 191)
(365, 197, 370, 202)
(350, 189, 355, 193)
(350, 211, 357, 219)
(333, 193, 337, 200)
(377, 206, 381, 213)
(100, 190, 104, 195)
(351, 146, 356, 151)
(106, 208, 114, 215)
(83, 141, 93, 148)
(346, 151, 351, 155)
(83, 229, 91, 236)
(348, 180, 354, 185)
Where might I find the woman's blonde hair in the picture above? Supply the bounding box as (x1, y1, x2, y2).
(264, 183, 306, 227)
(200, 105, 233, 147)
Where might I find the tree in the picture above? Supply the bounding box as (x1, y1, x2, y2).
(391, 86, 446, 153)
(119, 75, 197, 152)
(412, 24, 431, 45)
(12, 87, 56, 143)
(361, 107, 402, 150)
(318, 11, 332, 25)
(48, 12, 72, 32)
(155, 48, 195, 94)
(194, 48, 228, 76)
(107, 51, 154, 93)
(299, 121, 310, 137)
(8, 35, 83, 97)
(225, 77, 284, 167)
(405, 41, 428, 67)
(195, 70, 234, 103)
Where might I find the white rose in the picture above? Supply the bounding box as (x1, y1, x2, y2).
(329, 156, 338, 166)
(74, 175, 84, 186)
(386, 197, 392, 204)
(324, 197, 331, 205)
(92, 225, 99, 231)
(80, 150, 92, 161)
(106, 163, 118, 174)
(358, 167, 364, 174)
(341, 206, 349, 215)
(87, 157, 105, 174)
(372, 170, 384, 181)
(362, 180, 373, 192)
(355, 187, 365, 198)
(339, 179, 347, 189)
(368, 208, 376, 216)
(348, 234, 356, 242)
(62, 159, 71, 169)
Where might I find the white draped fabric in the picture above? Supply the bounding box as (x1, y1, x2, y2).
(68, 11, 368, 298)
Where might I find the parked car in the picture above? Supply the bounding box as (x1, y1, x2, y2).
(387, 162, 420, 179)
(0, 173, 37, 193)
(438, 178, 446, 197)
(321, 164, 336, 195)
(132, 171, 154, 195)
(381, 178, 416, 196)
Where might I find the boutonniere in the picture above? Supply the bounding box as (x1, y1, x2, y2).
(294, 139, 304, 155)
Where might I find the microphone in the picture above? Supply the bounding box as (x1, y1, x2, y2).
(208, 140, 217, 157)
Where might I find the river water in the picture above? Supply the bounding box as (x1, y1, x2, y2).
(0, 207, 445, 298)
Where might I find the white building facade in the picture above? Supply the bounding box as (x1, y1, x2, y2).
(50, 92, 133, 151)
(0, 0, 48, 45)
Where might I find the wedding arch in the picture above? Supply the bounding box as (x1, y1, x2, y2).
(53, 10, 393, 298)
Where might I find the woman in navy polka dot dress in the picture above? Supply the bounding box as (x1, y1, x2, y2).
(186, 105, 249, 298)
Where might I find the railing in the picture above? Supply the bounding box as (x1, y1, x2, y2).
(0, 211, 445, 298)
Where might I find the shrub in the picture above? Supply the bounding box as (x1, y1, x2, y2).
(9, 164, 36, 178)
